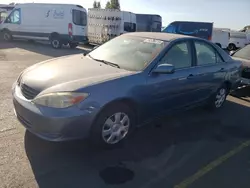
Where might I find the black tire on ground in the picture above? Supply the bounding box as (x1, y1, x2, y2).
(206, 84, 228, 110)
(69, 42, 78, 49)
(228, 43, 236, 51)
(50, 37, 62, 49)
(90, 103, 135, 148)
(2, 30, 12, 42)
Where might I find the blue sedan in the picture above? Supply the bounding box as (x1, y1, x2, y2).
(12, 32, 242, 147)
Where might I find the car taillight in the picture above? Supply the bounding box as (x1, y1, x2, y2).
(68, 23, 73, 36)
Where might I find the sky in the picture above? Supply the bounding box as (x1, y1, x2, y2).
(1, 0, 249, 30)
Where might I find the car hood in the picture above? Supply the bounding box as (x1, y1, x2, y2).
(20, 54, 134, 93)
(232, 57, 250, 67)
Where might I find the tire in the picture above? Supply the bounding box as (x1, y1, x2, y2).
(50, 37, 62, 49)
(2, 30, 12, 42)
(69, 42, 78, 49)
(90, 103, 135, 148)
(228, 43, 236, 51)
(206, 84, 228, 110)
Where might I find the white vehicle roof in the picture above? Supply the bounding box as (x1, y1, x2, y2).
(15, 3, 86, 11)
(213, 27, 230, 31)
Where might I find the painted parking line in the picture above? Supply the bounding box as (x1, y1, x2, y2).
(174, 140, 250, 188)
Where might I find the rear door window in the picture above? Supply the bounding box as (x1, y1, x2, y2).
(194, 41, 224, 66)
(72, 9, 87, 26)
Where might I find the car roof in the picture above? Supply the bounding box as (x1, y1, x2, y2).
(123, 32, 194, 41)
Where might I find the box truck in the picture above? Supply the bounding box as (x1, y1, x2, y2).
(87, 8, 136, 45)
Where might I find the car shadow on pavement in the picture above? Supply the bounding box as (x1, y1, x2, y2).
(24, 99, 250, 188)
(0, 40, 91, 57)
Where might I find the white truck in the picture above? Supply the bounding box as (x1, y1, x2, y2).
(212, 28, 230, 49)
(228, 30, 248, 51)
(87, 8, 136, 45)
(0, 3, 88, 49)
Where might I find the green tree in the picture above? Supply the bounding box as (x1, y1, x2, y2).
(105, 0, 120, 10)
(93, 1, 97, 8)
(105, 1, 111, 9)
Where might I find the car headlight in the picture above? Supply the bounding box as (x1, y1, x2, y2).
(32, 92, 89, 108)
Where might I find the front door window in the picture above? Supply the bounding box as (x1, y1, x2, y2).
(5, 9, 20, 24)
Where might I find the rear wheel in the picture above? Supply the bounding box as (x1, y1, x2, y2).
(90, 103, 134, 148)
(207, 85, 228, 110)
(50, 37, 62, 49)
(228, 43, 236, 51)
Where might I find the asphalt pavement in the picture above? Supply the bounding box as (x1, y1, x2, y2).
(0, 40, 250, 188)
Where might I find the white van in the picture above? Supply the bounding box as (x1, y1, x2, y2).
(228, 31, 247, 51)
(0, 3, 88, 49)
(87, 8, 136, 45)
(212, 28, 230, 49)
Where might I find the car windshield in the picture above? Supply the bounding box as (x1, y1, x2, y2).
(233, 45, 250, 60)
(88, 36, 168, 71)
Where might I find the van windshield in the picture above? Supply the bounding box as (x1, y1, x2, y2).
(72, 10, 87, 26)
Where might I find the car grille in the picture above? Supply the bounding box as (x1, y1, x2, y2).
(242, 67, 250, 79)
(20, 84, 40, 100)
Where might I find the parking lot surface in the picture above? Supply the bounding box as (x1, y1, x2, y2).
(0, 41, 250, 188)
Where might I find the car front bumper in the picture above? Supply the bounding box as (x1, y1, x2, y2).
(12, 83, 99, 141)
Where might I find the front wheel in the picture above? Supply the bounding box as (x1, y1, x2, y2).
(90, 103, 134, 148)
(2, 30, 12, 42)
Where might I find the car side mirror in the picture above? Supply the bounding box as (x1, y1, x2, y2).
(152, 64, 175, 74)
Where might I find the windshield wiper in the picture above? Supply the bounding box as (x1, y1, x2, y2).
(88, 54, 120, 68)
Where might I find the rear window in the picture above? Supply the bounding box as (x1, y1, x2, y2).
(72, 9, 87, 26)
